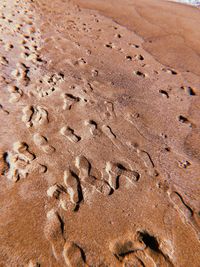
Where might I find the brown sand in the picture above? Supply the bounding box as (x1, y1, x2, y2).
(0, 0, 200, 266)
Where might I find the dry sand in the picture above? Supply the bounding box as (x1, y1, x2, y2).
(0, 0, 200, 266)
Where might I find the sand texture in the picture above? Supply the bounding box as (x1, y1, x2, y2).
(0, 0, 200, 266)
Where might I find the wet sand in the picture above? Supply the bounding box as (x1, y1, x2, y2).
(0, 0, 200, 266)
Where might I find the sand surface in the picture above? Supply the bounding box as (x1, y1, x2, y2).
(0, 0, 200, 266)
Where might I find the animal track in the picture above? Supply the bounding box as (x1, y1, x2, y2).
(33, 133, 55, 154)
(22, 105, 48, 127)
(105, 162, 140, 190)
(60, 126, 81, 143)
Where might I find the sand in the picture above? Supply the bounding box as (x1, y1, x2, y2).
(0, 0, 200, 266)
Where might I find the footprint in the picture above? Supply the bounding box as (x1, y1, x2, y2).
(135, 54, 144, 61)
(11, 63, 30, 86)
(169, 191, 200, 239)
(75, 155, 90, 179)
(63, 169, 81, 205)
(102, 125, 116, 140)
(0, 104, 9, 114)
(13, 141, 35, 162)
(111, 231, 173, 266)
(133, 70, 146, 78)
(75, 155, 111, 195)
(62, 93, 80, 110)
(22, 105, 48, 127)
(125, 55, 132, 61)
(33, 133, 55, 154)
(162, 68, 177, 75)
(7, 85, 23, 103)
(159, 90, 169, 98)
(84, 120, 100, 136)
(131, 145, 158, 177)
(5, 142, 36, 181)
(178, 115, 192, 127)
(63, 241, 86, 267)
(178, 160, 191, 169)
(27, 260, 40, 267)
(44, 210, 65, 261)
(105, 162, 140, 190)
(60, 126, 81, 143)
(0, 55, 9, 65)
(180, 86, 196, 96)
(37, 72, 64, 98)
(0, 150, 9, 175)
(47, 184, 67, 199)
(109, 234, 146, 261)
(136, 231, 174, 267)
(103, 101, 116, 120)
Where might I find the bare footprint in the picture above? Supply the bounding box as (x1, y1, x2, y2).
(33, 133, 55, 154)
(60, 126, 81, 143)
(63, 241, 86, 267)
